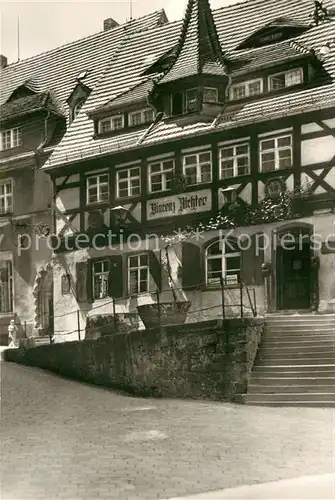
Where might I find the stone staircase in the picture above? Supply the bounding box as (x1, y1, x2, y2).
(245, 314, 335, 407)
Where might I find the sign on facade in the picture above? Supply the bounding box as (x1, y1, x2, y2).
(147, 189, 212, 220)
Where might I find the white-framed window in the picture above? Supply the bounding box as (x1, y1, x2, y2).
(219, 143, 250, 179)
(260, 134, 293, 172)
(0, 260, 13, 313)
(203, 87, 219, 103)
(1, 128, 22, 151)
(98, 115, 124, 134)
(205, 239, 241, 286)
(148, 158, 174, 193)
(184, 88, 198, 113)
(129, 108, 155, 127)
(230, 79, 263, 101)
(116, 166, 141, 198)
(86, 173, 109, 204)
(128, 254, 149, 295)
(268, 68, 303, 91)
(183, 151, 212, 185)
(92, 260, 109, 300)
(0, 180, 13, 214)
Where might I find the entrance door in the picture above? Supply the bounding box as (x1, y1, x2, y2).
(277, 241, 311, 310)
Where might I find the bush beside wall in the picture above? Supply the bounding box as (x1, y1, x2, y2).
(5, 318, 264, 402)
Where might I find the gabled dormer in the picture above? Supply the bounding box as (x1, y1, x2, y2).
(67, 72, 91, 123)
(87, 79, 157, 137)
(150, 0, 229, 121)
(7, 79, 41, 101)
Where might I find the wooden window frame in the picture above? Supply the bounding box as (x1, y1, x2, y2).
(127, 253, 150, 296)
(268, 68, 303, 91)
(205, 239, 241, 287)
(86, 173, 109, 205)
(116, 166, 141, 199)
(219, 143, 250, 179)
(182, 150, 212, 185)
(259, 134, 293, 172)
(148, 158, 175, 193)
(0, 128, 22, 151)
(229, 79, 263, 101)
(0, 178, 13, 214)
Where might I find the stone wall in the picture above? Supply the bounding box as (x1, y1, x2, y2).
(5, 318, 264, 402)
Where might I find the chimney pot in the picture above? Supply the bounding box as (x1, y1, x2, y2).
(0, 55, 8, 68)
(103, 18, 119, 31)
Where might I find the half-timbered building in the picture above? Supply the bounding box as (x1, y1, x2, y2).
(30, 0, 335, 339)
(0, 11, 168, 342)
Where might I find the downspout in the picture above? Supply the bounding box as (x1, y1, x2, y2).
(211, 73, 232, 128)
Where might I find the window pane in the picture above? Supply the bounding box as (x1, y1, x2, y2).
(163, 160, 174, 170)
(236, 144, 249, 156)
(261, 139, 275, 151)
(208, 242, 221, 255)
(278, 136, 291, 147)
(286, 69, 303, 87)
(199, 152, 211, 163)
(248, 81, 261, 96)
(140, 254, 148, 266)
(222, 147, 233, 158)
(118, 170, 128, 179)
(150, 163, 161, 173)
(184, 155, 196, 166)
(269, 74, 285, 90)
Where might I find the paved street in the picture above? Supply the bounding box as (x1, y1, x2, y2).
(1, 362, 334, 500)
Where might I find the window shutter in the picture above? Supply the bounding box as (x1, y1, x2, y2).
(149, 250, 162, 292)
(240, 234, 264, 286)
(76, 261, 93, 303)
(108, 255, 124, 299)
(182, 241, 204, 290)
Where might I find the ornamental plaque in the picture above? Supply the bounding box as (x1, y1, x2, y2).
(264, 177, 286, 200)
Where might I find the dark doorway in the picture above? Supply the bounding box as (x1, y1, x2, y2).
(277, 234, 312, 310)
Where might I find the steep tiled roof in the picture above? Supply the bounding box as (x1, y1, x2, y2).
(93, 79, 155, 113)
(0, 10, 168, 120)
(44, 0, 335, 169)
(159, 0, 227, 84)
(0, 91, 63, 122)
(229, 39, 313, 76)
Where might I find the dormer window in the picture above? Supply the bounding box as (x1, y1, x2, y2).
(230, 79, 263, 101)
(98, 115, 124, 134)
(184, 89, 198, 113)
(129, 108, 155, 127)
(268, 68, 303, 91)
(203, 87, 219, 103)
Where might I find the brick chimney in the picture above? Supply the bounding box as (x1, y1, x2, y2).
(0, 55, 8, 69)
(103, 18, 119, 31)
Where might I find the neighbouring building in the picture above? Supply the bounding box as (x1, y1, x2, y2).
(0, 11, 169, 342)
(11, 0, 335, 342)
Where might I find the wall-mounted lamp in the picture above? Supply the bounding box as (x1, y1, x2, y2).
(220, 187, 237, 205)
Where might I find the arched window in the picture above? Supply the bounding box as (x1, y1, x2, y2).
(205, 239, 241, 285)
(72, 99, 85, 120)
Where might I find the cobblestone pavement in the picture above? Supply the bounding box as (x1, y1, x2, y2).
(1, 362, 334, 500)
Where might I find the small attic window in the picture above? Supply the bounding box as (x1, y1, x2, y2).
(268, 68, 303, 90)
(72, 98, 85, 120)
(236, 18, 310, 50)
(129, 108, 155, 127)
(98, 115, 124, 134)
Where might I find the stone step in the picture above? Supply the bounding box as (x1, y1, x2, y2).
(255, 358, 335, 366)
(247, 384, 335, 394)
(258, 345, 335, 356)
(253, 365, 335, 375)
(260, 338, 335, 346)
(265, 314, 335, 320)
(244, 401, 335, 407)
(245, 392, 335, 403)
(250, 376, 335, 386)
(265, 326, 335, 332)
